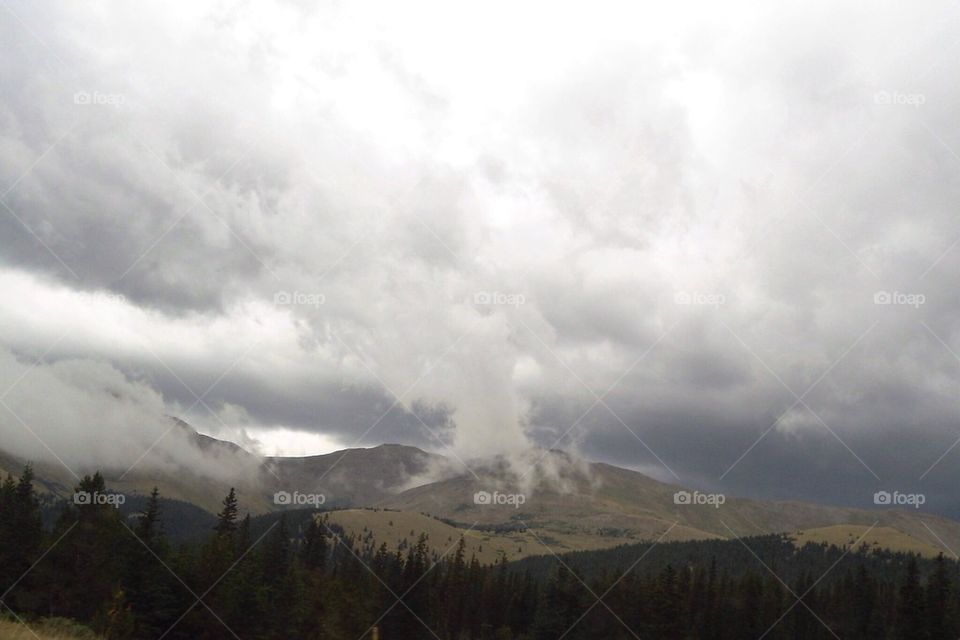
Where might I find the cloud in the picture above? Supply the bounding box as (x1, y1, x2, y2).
(1, 0, 960, 516)
(0, 343, 264, 484)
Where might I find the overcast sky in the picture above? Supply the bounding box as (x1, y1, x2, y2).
(2, 0, 960, 516)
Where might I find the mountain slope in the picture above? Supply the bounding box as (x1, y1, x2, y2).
(4, 429, 958, 558)
(264, 443, 452, 508)
(0, 421, 453, 516)
(378, 453, 960, 558)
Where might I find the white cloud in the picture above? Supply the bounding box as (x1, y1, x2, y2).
(1, 0, 960, 511)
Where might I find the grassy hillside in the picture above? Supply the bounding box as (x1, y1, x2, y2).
(0, 618, 99, 639)
(1, 434, 450, 518)
(791, 524, 948, 558)
(378, 453, 960, 559)
(0, 428, 267, 515)
(8, 436, 960, 562)
(266, 443, 453, 508)
(324, 508, 713, 563)
(291, 508, 953, 564)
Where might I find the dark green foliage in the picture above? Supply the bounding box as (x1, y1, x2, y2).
(3, 466, 960, 639)
(40, 473, 126, 624)
(0, 466, 42, 611)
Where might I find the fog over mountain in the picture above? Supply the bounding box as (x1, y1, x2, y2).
(3, 0, 960, 520)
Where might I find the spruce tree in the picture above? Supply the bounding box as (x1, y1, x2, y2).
(926, 553, 955, 639)
(43, 472, 124, 625)
(214, 487, 239, 539)
(0, 466, 42, 612)
(895, 555, 926, 640)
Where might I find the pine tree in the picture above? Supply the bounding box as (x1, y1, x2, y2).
(43, 473, 124, 625)
(136, 486, 162, 544)
(851, 563, 877, 638)
(298, 518, 329, 639)
(442, 536, 467, 638)
(190, 487, 244, 638)
(257, 514, 299, 639)
(0, 473, 16, 593)
(651, 563, 684, 638)
(895, 555, 927, 640)
(214, 487, 239, 539)
(124, 487, 178, 638)
(926, 553, 955, 639)
(388, 533, 431, 638)
(530, 566, 582, 640)
(0, 466, 42, 612)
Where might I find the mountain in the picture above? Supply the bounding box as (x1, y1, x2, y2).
(374, 452, 960, 558)
(0, 419, 452, 516)
(264, 443, 452, 508)
(3, 422, 959, 560)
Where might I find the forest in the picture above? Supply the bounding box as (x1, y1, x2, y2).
(1, 465, 958, 639)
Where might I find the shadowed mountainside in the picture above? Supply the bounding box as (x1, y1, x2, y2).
(3, 421, 958, 558)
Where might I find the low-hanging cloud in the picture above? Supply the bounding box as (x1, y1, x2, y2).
(0, 344, 263, 484)
(1, 0, 960, 516)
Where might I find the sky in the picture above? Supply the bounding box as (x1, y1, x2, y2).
(2, 0, 960, 516)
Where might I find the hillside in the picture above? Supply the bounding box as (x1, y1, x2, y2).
(379, 453, 960, 558)
(321, 508, 708, 563)
(791, 525, 948, 558)
(265, 443, 453, 508)
(0, 619, 99, 640)
(0, 421, 451, 516)
(4, 429, 958, 560)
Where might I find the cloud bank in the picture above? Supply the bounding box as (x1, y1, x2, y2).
(1, 0, 960, 515)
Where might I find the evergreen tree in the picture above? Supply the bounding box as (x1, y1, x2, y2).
(190, 487, 243, 638)
(43, 473, 124, 625)
(895, 555, 926, 640)
(925, 553, 955, 639)
(0, 466, 42, 611)
(851, 563, 878, 639)
(530, 566, 582, 639)
(136, 486, 162, 544)
(124, 487, 177, 638)
(214, 487, 239, 539)
(257, 514, 299, 639)
(5, 477, 960, 640)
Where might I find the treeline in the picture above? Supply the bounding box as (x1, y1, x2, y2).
(512, 531, 954, 585)
(2, 465, 960, 639)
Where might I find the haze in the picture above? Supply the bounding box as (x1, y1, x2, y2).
(2, 0, 960, 518)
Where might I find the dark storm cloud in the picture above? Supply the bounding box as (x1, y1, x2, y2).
(1, 0, 960, 517)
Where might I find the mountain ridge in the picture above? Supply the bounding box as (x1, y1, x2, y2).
(3, 419, 957, 558)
